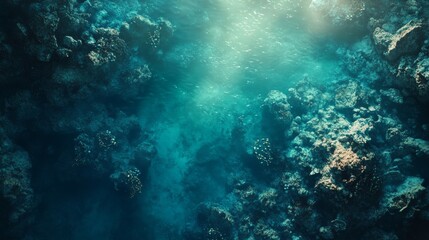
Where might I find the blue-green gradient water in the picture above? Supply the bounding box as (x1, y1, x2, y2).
(138, 0, 341, 233)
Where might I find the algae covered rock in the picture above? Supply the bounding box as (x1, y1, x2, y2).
(87, 28, 128, 66)
(373, 27, 393, 53)
(27, 2, 60, 61)
(380, 88, 404, 104)
(385, 20, 424, 61)
(196, 203, 235, 240)
(383, 177, 426, 218)
(0, 131, 34, 223)
(403, 137, 429, 157)
(262, 90, 293, 129)
(316, 141, 380, 206)
(335, 81, 359, 109)
(120, 15, 173, 55)
(373, 20, 424, 62)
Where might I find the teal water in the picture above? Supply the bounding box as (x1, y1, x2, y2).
(138, 0, 341, 230)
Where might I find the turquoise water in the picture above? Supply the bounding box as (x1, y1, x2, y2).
(138, 0, 341, 231)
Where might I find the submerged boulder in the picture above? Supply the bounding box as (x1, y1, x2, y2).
(373, 27, 393, 53)
(262, 90, 293, 129)
(373, 20, 424, 62)
(316, 141, 380, 206)
(403, 137, 429, 157)
(335, 81, 359, 109)
(120, 15, 173, 54)
(0, 131, 34, 223)
(386, 20, 424, 61)
(87, 28, 128, 66)
(383, 177, 426, 218)
(396, 56, 429, 102)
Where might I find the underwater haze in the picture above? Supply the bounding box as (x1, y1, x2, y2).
(1, 0, 429, 239)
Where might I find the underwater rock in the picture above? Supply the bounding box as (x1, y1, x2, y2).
(347, 118, 373, 145)
(196, 203, 234, 240)
(51, 66, 90, 92)
(87, 28, 127, 66)
(0, 131, 34, 223)
(380, 88, 404, 104)
(335, 81, 359, 109)
(340, 36, 389, 84)
(403, 137, 429, 157)
(385, 20, 424, 62)
(361, 230, 399, 240)
(120, 15, 173, 54)
(116, 63, 152, 99)
(96, 129, 117, 151)
(1, 0, 429, 239)
(262, 90, 293, 130)
(281, 172, 309, 197)
(63, 35, 82, 49)
(316, 140, 380, 206)
(254, 222, 280, 240)
(396, 56, 429, 101)
(383, 177, 426, 218)
(287, 80, 323, 115)
(233, 180, 257, 204)
(319, 218, 348, 240)
(414, 57, 429, 99)
(122, 64, 152, 85)
(72, 129, 119, 170)
(26, 2, 60, 62)
(373, 27, 393, 54)
(258, 188, 278, 212)
(120, 15, 158, 43)
(110, 167, 143, 198)
(385, 127, 403, 145)
(56, 47, 72, 58)
(73, 133, 96, 167)
(373, 20, 424, 62)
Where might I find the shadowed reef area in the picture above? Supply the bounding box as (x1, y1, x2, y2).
(1, 0, 429, 239)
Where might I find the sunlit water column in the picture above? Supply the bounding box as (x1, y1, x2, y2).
(139, 0, 341, 231)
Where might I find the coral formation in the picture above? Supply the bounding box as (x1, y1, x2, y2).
(0, 128, 33, 223)
(111, 167, 143, 198)
(253, 138, 274, 167)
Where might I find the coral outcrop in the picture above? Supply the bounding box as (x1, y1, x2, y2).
(373, 20, 424, 62)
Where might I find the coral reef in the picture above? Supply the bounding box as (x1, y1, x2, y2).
(373, 20, 424, 62)
(111, 167, 143, 198)
(0, 128, 33, 224)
